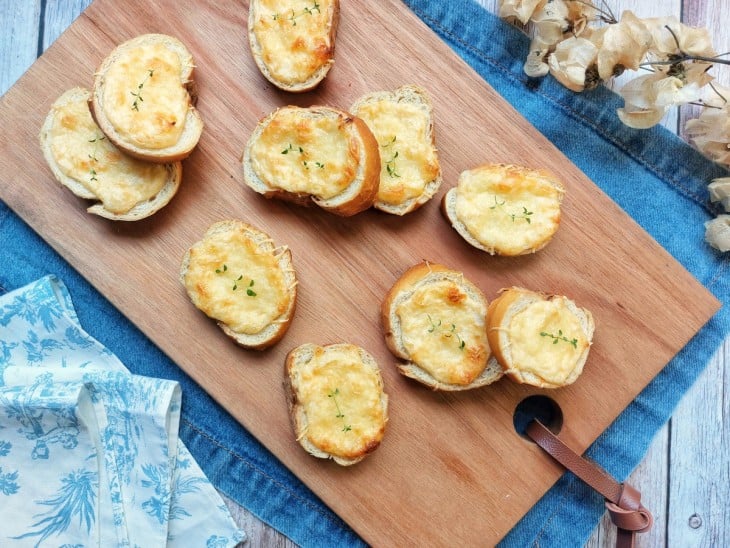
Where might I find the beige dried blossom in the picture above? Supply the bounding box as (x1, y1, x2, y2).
(589, 11, 652, 80)
(547, 36, 599, 92)
(523, 0, 601, 78)
(499, 0, 546, 25)
(705, 214, 730, 252)
(685, 85, 730, 165)
(708, 177, 730, 212)
(642, 16, 715, 60)
(617, 63, 713, 129)
(524, 0, 570, 77)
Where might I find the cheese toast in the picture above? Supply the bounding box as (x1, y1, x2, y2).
(248, 0, 340, 92)
(180, 220, 297, 349)
(351, 84, 442, 215)
(382, 262, 502, 391)
(91, 33, 203, 162)
(242, 105, 380, 216)
(487, 287, 594, 388)
(285, 343, 388, 466)
(39, 87, 181, 221)
(442, 163, 565, 256)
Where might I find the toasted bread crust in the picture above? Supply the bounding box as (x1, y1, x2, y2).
(242, 105, 380, 216)
(180, 220, 297, 350)
(248, 0, 340, 92)
(351, 84, 442, 215)
(486, 287, 595, 388)
(285, 343, 388, 466)
(381, 262, 503, 391)
(39, 87, 182, 221)
(91, 34, 203, 163)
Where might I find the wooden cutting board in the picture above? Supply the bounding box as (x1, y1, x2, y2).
(0, 0, 719, 544)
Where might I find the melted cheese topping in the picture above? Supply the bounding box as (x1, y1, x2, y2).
(253, 0, 333, 85)
(183, 229, 290, 334)
(297, 345, 386, 459)
(508, 299, 589, 385)
(455, 165, 562, 254)
(354, 100, 439, 205)
(49, 96, 168, 213)
(249, 107, 359, 199)
(102, 43, 188, 149)
(396, 279, 488, 385)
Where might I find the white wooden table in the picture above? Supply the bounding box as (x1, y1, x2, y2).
(1, 1, 726, 546)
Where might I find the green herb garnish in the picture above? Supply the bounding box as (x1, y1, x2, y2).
(427, 315, 466, 350)
(327, 388, 351, 432)
(381, 136, 401, 178)
(540, 329, 578, 348)
(131, 69, 154, 111)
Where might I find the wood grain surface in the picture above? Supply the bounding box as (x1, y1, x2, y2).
(0, 0, 722, 545)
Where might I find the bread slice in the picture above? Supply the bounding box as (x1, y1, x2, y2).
(180, 220, 297, 350)
(39, 87, 182, 221)
(242, 105, 380, 216)
(248, 0, 340, 92)
(442, 163, 565, 256)
(350, 84, 442, 215)
(285, 343, 388, 466)
(91, 33, 203, 162)
(486, 287, 595, 388)
(381, 262, 503, 391)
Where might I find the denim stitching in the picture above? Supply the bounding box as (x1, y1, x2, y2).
(411, 7, 719, 214)
(181, 417, 351, 530)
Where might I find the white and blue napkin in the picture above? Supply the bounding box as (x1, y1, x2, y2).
(0, 276, 245, 547)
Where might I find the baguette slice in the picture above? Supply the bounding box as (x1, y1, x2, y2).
(285, 343, 388, 466)
(382, 262, 502, 391)
(351, 84, 442, 215)
(180, 220, 297, 350)
(486, 287, 595, 388)
(242, 105, 380, 216)
(248, 0, 340, 92)
(442, 163, 565, 256)
(39, 87, 182, 221)
(91, 34, 203, 162)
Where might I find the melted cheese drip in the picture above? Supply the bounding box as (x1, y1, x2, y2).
(183, 230, 290, 334)
(49, 96, 168, 213)
(249, 107, 358, 199)
(297, 345, 385, 459)
(455, 166, 562, 254)
(396, 279, 488, 385)
(354, 100, 439, 205)
(508, 299, 589, 385)
(253, 0, 333, 84)
(102, 43, 188, 149)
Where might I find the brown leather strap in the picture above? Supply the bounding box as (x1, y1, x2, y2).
(526, 420, 653, 548)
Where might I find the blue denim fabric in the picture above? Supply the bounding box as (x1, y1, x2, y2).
(1, 0, 728, 546)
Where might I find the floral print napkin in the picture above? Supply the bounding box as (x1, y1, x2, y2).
(0, 276, 245, 547)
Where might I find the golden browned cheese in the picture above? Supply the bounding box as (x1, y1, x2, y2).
(183, 228, 291, 335)
(395, 279, 488, 385)
(249, 107, 359, 199)
(354, 100, 439, 206)
(455, 164, 563, 255)
(48, 96, 168, 213)
(296, 345, 386, 459)
(507, 298, 590, 385)
(102, 42, 188, 149)
(253, 0, 334, 85)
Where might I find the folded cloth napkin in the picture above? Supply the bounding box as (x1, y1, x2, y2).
(1, 1, 728, 547)
(0, 277, 245, 547)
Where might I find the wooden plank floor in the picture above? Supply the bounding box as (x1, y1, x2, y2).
(1, 1, 726, 546)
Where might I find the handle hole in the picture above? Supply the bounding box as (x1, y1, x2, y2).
(513, 395, 563, 439)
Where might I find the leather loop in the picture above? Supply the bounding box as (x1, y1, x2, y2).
(525, 420, 653, 548)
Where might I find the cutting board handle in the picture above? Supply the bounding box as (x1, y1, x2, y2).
(526, 420, 654, 548)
